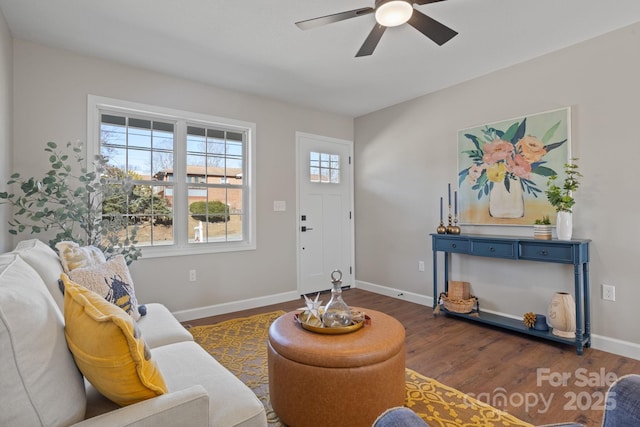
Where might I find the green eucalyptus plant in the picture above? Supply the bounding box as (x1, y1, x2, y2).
(0, 141, 141, 264)
(545, 158, 582, 213)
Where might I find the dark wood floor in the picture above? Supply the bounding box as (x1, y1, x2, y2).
(187, 288, 640, 427)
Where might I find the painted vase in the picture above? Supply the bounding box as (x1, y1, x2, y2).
(489, 177, 524, 218)
(547, 292, 576, 338)
(556, 211, 573, 240)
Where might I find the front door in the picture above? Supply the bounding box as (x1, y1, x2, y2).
(296, 132, 354, 295)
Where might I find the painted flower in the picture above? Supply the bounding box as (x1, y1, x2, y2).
(466, 164, 485, 184)
(482, 139, 513, 165)
(458, 117, 567, 202)
(517, 136, 547, 163)
(506, 154, 531, 179)
(487, 162, 507, 182)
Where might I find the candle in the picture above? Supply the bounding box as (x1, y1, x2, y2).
(448, 183, 451, 205)
(454, 191, 458, 216)
(440, 197, 443, 222)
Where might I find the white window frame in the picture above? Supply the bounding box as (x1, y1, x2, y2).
(87, 95, 256, 258)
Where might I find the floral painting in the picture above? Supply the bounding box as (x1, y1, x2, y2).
(457, 108, 570, 225)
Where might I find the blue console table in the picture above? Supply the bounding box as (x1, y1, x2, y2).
(431, 233, 591, 355)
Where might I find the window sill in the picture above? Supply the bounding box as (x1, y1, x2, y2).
(136, 241, 256, 259)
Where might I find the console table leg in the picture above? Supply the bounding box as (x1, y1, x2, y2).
(574, 264, 584, 355)
(432, 250, 438, 310)
(444, 253, 450, 293)
(583, 262, 591, 348)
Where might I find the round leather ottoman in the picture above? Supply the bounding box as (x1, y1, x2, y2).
(268, 308, 405, 427)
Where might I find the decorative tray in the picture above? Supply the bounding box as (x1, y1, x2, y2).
(294, 310, 370, 335)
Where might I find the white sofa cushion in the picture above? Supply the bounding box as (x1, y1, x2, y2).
(138, 303, 194, 348)
(0, 253, 86, 426)
(14, 239, 66, 312)
(152, 341, 267, 427)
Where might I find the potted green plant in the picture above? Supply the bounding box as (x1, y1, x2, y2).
(533, 215, 552, 240)
(0, 141, 141, 264)
(545, 158, 582, 240)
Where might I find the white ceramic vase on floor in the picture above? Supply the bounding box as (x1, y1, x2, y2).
(547, 292, 576, 338)
(556, 211, 573, 240)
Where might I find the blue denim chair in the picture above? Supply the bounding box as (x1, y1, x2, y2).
(373, 375, 640, 427)
(602, 374, 640, 427)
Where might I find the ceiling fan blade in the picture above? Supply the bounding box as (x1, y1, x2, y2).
(413, 0, 447, 4)
(295, 7, 374, 30)
(407, 9, 458, 46)
(356, 24, 387, 57)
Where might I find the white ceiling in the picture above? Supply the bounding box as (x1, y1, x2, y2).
(2, 0, 640, 117)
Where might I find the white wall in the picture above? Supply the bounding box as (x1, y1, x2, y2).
(0, 9, 12, 253)
(354, 23, 640, 353)
(11, 40, 353, 315)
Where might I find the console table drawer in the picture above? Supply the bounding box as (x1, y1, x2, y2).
(434, 238, 469, 254)
(519, 242, 573, 263)
(470, 240, 517, 259)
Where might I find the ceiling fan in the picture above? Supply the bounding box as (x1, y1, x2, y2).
(295, 0, 458, 57)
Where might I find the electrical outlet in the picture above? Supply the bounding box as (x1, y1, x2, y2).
(189, 269, 197, 282)
(418, 261, 425, 272)
(602, 284, 615, 301)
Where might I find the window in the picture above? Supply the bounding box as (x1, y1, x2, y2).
(88, 96, 256, 257)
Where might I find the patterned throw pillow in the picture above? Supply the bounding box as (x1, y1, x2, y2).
(56, 241, 106, 273)
(61, 274, 167, 406)
(68, 255, 142, 320)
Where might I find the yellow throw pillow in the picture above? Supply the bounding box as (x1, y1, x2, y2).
(61, 274, 167, 406)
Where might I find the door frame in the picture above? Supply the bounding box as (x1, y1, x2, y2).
(295, 131, 355, 295)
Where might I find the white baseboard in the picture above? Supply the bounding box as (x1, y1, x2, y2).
(355, 280, 640, 361)
(355, 279, 434, 307)
(590, 334, 640, 361)
(173, 290, 300, 322)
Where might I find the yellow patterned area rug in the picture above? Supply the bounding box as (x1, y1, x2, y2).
(189, 311, 533, 427)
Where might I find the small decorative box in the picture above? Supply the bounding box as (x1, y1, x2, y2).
(448, 280, 470, 300)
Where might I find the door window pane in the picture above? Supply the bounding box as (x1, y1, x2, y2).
(310, 151, 340, 184)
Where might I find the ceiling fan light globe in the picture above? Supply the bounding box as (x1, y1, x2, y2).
(375, 0, 413, 27)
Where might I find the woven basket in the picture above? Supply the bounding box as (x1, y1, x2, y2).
(438, 292, 478, 314)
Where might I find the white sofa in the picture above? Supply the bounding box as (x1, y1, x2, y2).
(0, 239, 267, 427)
